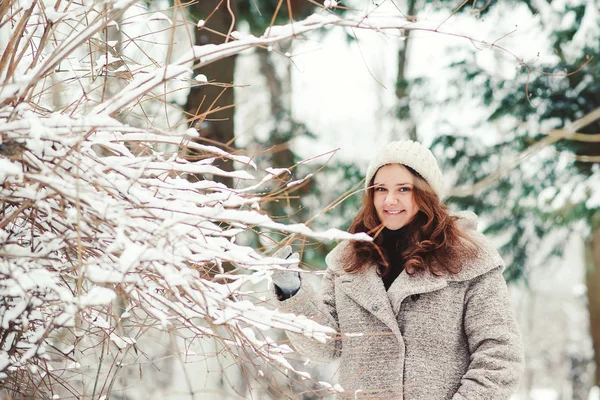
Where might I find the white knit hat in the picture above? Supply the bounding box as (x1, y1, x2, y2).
(365, 140, 444, 198)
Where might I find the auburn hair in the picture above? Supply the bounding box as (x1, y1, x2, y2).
(346, 165, 478, 276)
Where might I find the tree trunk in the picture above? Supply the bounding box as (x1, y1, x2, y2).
(185, 1, 238, 188)
(256, 47, 303, 222)
(585, 210, 600, 386)
(257, 49, 285, 117)
(395, 0, 417, 142)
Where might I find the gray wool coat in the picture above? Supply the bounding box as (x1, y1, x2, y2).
(275, 214, 524, 399)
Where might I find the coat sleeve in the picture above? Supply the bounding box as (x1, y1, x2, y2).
(274, 270, 342, 363)
(452, 267, 524, 400)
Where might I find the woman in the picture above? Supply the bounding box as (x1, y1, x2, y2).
(272, 140, 524, 400)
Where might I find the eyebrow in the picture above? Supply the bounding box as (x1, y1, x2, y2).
(373, 182, 414, 186)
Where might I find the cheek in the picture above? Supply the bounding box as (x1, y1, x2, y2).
(373, 195, 383, 209)
(408, 197, 418, 212)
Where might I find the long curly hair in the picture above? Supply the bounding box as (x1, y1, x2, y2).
(346, 165, 477, 276)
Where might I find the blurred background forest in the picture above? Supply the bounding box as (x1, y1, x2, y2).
(0, 0, 599, 398)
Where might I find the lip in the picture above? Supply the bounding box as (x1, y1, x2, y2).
(384, 210, 405, 215)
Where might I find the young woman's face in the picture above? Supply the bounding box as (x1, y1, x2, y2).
(372, 164, 419, 230)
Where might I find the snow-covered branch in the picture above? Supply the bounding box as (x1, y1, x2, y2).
(0, 1, 374, 397)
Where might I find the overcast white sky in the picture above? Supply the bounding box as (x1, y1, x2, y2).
(237, 0, 555, 167)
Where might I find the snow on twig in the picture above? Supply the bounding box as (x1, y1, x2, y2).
(0, 0, 459, 396)
(0, 1, 370, 396)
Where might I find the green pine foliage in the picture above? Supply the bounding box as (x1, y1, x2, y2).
(238, 1, 316, 34)
(428, 0, 599, 281)
(432, 135, 571, 282)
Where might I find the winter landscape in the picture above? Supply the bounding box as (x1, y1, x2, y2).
(0, 0, 599, 399)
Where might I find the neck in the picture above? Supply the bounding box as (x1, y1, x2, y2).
(383, 225, 409, 237)
(382, 216, 419, 238)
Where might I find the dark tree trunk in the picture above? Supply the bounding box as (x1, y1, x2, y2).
(586, 211, 600, 386)
(395, 0, 418, 141)
(185, 1, 238, 188)
(256, 47, 302, 222)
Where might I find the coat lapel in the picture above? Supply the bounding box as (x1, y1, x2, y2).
(338, 265, 401, 337)
(387, 269, 448, 316)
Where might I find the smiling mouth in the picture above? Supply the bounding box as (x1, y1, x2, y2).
(385, 210, 405, 215)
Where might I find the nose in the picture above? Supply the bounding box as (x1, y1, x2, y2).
(384, 191, 399, 206)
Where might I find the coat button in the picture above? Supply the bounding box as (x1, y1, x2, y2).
(411, 294, 420, 301)
(372, 304, 380, 312)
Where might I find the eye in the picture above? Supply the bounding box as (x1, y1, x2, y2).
(375, 186, 387, 192)
(399, 187, 411, 193)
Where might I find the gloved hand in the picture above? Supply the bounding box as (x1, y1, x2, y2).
(271, 245, 301, 300)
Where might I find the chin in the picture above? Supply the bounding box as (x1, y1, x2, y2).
(383, 222, 407, 230)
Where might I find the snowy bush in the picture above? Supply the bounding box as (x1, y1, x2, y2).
(0, 1, 382, 397)
(2, 0, 514, 396)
